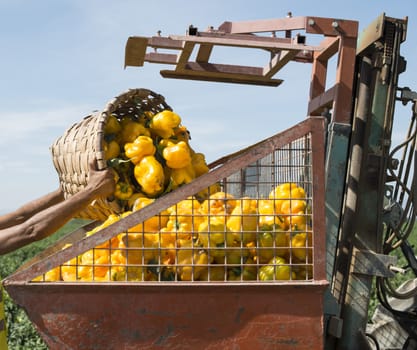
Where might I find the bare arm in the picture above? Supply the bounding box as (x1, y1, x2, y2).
(0, 161, 116, 255)
(0, 189, 65, 230)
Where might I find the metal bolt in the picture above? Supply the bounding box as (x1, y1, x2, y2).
(389, 265, 407, 274)
(332, 21, 339, 28)
(308, 18, 315, 26)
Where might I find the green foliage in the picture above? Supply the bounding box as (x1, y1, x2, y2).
(1, 219, 90, 349)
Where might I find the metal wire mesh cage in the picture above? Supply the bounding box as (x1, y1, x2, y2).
(4, 117, 327, 349)
(9, 117, 326, 285)
(50, 88, 171, 221)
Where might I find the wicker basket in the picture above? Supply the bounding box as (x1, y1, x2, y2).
(50, 88, 171, 221)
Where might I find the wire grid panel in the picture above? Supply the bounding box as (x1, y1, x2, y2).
(32, 125, 320, 284)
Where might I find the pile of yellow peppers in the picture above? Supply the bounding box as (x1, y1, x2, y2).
(36, 182, 314, 283)
(102, 109, 212, 208)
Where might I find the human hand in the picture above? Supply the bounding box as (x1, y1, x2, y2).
(86, 159, 116, 198)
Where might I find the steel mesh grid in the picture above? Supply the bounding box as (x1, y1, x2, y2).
(34, 133, 315, 283)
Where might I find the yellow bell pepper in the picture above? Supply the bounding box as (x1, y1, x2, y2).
(226, 197, 257, 244)
(169, 163, 196, 189)
(270, 183, 306, 200)
(289, 231, 313, 262)
(114, 181, 134, 200)
(200, 191, 236, 218)
(259, 256, 296, 281)
(176, 238, 211, 281)
(60, 244, 81, 281)
(198, 265, 225, 281)
(124, 135, 156, 164)
(293, 264, 314, 280)
(86, 214, 120, 237)
(198, 217, 228, 247)
(80, 248, 111, 281)
(258, 199, 288, 230)
(162, 140, 192, 169)
(173, 125, 191, 143)
(117, 225, 160, 266)
(198, 217, 234, 260)
(127, 192, 146, 210)
(165, 196, 203, 239)
(280, 192, 308, 231)
(110, 251, 145, 282)
(149, 110, 181, 138)
(269, 183, 306, 214)
(256, 230, 289, 264)
(33, 265, 61, 281)
(286, 212, 309, 231)
(196, 183, 222, 201)
(227, 257, 257, 281)
(191, 152, 209, 177)
(103, 139, 120, 160)
(104, 114, 122, 135)
(131, 197, 169, 232)
(221, 239, 251, 265)
(119, 120, 151, 144)
(134, 155, 165, 197)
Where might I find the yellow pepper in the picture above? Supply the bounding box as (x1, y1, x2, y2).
(176, 238, 211, 281)
(104, 114, 122, 135)
(117, 214, 161, 266)
(60, 244, 81, 281)
(127, 192, 146, 210)
(226, 197, 257, 244)
(134, 155, 165, 197)
(114, 181, 134, 200)
(191, 152, 209, 177)
(173, 125, 191, 143)
(258, 199, 288, 230)
(86, 214, 120, 237)
(293, 264, 314, 280)
(227, 257, 257, 281)
(256, 230, 288, 264)
(269, 183, 306, 214)
(270, 183, 306, 200)
(149, 110, 181, 138)
(169, 163, 196, 189)
(131, 197, 169, 232)
(33, 265, 61, 281)
(198, 217, 234, 260)
(103, 139, 120, 160)
(162, 140, 192, 169)
(221, 240, 250, 265)
(198, 265, 226, 281)
(286, 212, 309, 231)
(165, 196, 203, 239)
(259, 257, 296, 281)
(119, 120, 151, 144)
(289, 231, 313, 262)
(80, 246, 114, 281)
(196, 183, 222, 201)
(124, 135, 156, 164)
(198, 217, 229, 247)
(200, 191, 236, 218)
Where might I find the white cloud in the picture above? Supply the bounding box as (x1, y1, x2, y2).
(0, 104, 94, 145)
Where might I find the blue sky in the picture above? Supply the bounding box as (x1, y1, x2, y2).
(1, 0, 416, 214)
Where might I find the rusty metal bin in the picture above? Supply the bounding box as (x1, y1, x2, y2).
(4, 117, 328, 350)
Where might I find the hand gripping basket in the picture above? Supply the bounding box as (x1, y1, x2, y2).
(50, 88, 171, 221)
